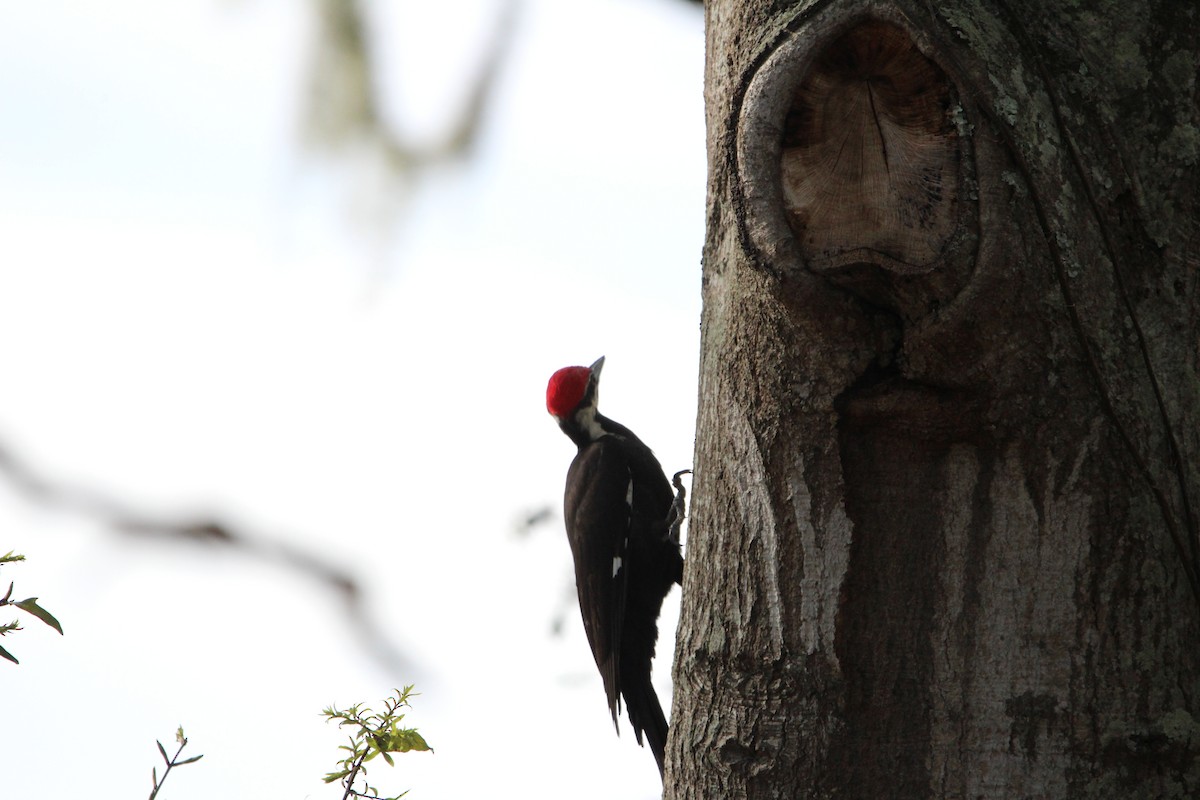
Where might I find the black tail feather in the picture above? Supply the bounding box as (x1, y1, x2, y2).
(624, 672, 669, 777)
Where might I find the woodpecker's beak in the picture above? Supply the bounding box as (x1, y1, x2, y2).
(589, 356, 605, 379)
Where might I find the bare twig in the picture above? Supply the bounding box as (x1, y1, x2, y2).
(148, 727, 203, 800)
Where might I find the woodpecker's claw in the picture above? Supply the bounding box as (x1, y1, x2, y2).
(667, 469, 692, 545)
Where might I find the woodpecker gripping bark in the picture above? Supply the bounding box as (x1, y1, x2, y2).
(546, 356, 684, 777)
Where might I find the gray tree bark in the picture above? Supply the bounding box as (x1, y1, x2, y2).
(669, 1, 1200, 797)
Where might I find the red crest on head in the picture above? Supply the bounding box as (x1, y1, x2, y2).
(546, 365, 591, 418)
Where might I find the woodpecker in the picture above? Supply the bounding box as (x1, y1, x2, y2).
(546, 356, 684, 777)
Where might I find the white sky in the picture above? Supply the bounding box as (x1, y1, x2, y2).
(0, 1, 704, 798)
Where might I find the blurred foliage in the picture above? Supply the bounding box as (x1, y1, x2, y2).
(324, 685, 432, 800)
(148, 726, 204, 800)
(0, 551, 63, 665)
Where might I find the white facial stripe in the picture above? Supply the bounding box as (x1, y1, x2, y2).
(577, 406, 606, 441)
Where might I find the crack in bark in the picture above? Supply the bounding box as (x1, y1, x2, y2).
(866, 80, 892, 176)
(990, 0, 1200, 612)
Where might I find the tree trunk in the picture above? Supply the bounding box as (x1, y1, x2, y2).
(670, 1, 1200, 797)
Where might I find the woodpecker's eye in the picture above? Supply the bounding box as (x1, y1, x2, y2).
(546, 366, 591, 418)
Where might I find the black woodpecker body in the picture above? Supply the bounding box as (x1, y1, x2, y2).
(546, 356, 684, 777)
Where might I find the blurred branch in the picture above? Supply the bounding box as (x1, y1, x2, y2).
(0, 441, 413, 677)
(509, 504, 577, 637)
(304, 0, 518, 187)
(511, 505, 553, 539)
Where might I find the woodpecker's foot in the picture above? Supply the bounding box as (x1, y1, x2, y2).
(667, 469, 692, 545)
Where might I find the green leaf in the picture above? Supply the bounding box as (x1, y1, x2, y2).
(157, 740, 169, 765)
(152, 766, 158, 787)
(0, 552, 25, 564)
(176, 754, 204, 766)
(386, 729, 432, 753)
(14, 598, 63, 634)
(382, 751, 394, 767)
(0, 642, 17, 664)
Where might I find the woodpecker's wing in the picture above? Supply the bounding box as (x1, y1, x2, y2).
(563, 436, 631, 729)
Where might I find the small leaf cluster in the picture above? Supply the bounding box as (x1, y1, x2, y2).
(0, 551, 63, 664)
(323, 686, 432, 800)
(148, 726, 204, 800)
